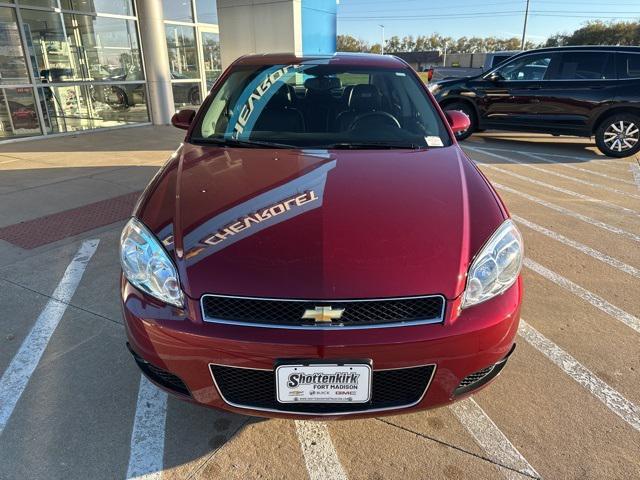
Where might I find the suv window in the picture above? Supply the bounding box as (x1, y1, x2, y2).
(552, 52, 615, 80)
(492, 53, 554, 81)
(618, 53, 640, 79)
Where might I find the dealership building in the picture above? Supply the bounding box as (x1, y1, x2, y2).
(0, 0, 337, 142)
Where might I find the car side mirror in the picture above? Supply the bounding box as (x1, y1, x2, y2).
(487, 72, 502, 82)
(171, 109, 196, 130)
(445, 110, 471, 134)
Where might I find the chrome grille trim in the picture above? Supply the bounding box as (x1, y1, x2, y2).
(199, 293, 447, 330)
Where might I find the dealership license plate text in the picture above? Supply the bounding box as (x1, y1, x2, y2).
(276, 364, 372, 403)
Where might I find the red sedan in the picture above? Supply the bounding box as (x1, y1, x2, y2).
(120, 53, 523, 418)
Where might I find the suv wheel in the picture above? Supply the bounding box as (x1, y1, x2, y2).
(596, 114, 640, 158)
(444, 102, 476, 141)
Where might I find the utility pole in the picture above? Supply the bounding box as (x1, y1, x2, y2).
(379, 24, 385, 54)
(521, 0, 530, 50)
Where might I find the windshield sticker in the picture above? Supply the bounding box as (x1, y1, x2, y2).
(228, 64, 302, 139)
(425, 136, 444, 147)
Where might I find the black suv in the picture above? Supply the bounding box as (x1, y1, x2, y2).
(429, 46, 640, 157)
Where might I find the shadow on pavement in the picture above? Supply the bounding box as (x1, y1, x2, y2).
(0, 125, 183, 153)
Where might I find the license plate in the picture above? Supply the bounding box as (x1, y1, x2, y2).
(276, 363, 372, 403)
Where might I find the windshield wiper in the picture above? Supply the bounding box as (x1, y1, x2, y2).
(194, 137, 295, 149)
(315, 142, 422, 150)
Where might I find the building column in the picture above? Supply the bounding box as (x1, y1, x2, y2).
(136, 0, 174, 124)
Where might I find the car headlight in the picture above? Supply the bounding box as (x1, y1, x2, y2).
(462, 219, 523, 309)
(120, 217, 184, 307)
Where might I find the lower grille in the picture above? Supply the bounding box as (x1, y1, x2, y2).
(129, 346, 191, 397)
(210, 364, 435, 414)
(201, 295, 445, 328)
(453, 344, 516, 396)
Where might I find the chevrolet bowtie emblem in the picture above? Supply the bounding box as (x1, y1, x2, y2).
(302, 306, 345, 323)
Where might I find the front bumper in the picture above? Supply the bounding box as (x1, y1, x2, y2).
(122, 276, 522, 419)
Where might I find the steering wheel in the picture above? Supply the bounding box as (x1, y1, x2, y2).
(349, 111, 401, 131)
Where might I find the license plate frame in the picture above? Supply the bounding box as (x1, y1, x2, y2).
(275, 362, 372, 404)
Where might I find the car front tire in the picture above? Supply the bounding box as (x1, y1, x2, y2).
(444, 102, 477, 141)
(595, 113, 640, 158)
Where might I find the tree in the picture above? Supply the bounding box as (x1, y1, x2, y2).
(545, 20, 640, 47)
(337, 34, 364, 52)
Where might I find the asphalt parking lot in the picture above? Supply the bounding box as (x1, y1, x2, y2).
(0, 127, 638, 479)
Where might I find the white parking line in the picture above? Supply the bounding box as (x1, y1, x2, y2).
(126, 376, 168, 480)
(0, 239, 99, 436)
(519, 320, 640, 432)
(631, 163, 640, 191)
(468, 147, 640, 200)
(450, 398, 540, 480)
(468, 144, 630, 166)
(465, 145, 633, 185)
(513, 215, 640, 279)
(467, 147, 639, 216)
(524, 258, 640, 335)
(493, 182, 640, 243)
(295, 421, 348, 480)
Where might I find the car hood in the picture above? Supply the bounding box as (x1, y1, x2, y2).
(136, 143, 506, 300)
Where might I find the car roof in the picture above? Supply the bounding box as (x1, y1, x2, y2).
(515, 45, 640, 54)
(233, 52, 409, 68)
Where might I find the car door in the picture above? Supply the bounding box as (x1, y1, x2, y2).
(533, 51, 617, 135)
(471, 52, 558, 130)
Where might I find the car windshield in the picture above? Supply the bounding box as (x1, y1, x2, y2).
(191, 63, 451, 149)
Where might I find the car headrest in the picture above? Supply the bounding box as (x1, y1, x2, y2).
(269, 83, 296, 107)
(348, 84, 382, 112)
(304, 76, 341, 93)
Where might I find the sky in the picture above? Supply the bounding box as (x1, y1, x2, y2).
(336, 0, 640, 45)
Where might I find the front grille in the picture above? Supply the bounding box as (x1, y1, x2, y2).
(201, 295, 445, 328)
(211, 364, 435, 414)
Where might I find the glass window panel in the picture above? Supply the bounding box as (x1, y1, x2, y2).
(165, 25, 199, 79)
(65, 14, 143, 81)
(0, 87, 41, 139)
(20, 0, 58, 8)
(20, 9, 75, 83)
(172, 82, 200, 108)
(39, 82, 148, 133)
(195, 0, 217, 24)
(0, 7, 30, 85)
(200, 31, 220, 89)
(163, 0, 193, 23)
(60, 0, 133, 16)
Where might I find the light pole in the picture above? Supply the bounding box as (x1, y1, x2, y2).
(521, 0, 531, 50)
(379, 24, 385, 54)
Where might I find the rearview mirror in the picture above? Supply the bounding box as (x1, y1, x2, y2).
(445, 110, 471, 134)
(171, 109, 196, 130)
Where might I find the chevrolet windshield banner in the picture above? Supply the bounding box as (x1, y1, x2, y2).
(226, 64, 307, 140)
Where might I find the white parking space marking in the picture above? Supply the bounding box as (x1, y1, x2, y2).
(469, 145, 631, 167)
(465, 145, 633, 185)
(0, 239, 99, 436)
(126, 376, 168, 480)
(524, 258, 640, 335)
(513, 215, 640, 279)
(466, 147, 639, 216)
(519, 320, 640, 432)
(450, 398, 540, 480)
(468, 147, 640, 200)
(295, 421, 348, 480)
(631, 163, 640, 191)
(493, 182, 640, 243)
